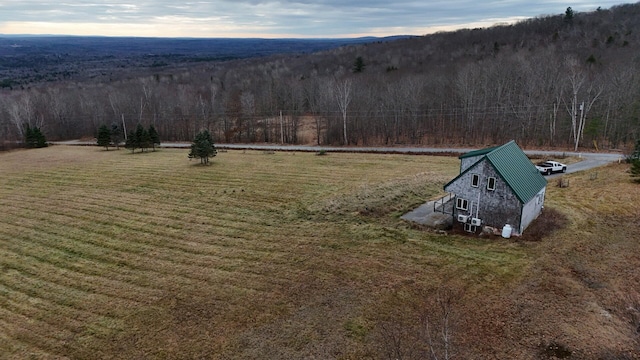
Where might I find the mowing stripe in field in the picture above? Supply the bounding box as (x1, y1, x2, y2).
(3, 148, 493, 358)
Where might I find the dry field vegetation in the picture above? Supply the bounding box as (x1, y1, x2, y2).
(0, 146, 639, 359)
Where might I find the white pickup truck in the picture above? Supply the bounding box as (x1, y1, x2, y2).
(535, 160, 567, 175)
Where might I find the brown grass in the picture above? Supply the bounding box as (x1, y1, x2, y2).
(518, 207, 569, 242)
(490, 163, 640, 359)
(0, 147, 638, 359)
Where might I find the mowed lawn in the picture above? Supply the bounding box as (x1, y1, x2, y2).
(2, 146, 637, 359)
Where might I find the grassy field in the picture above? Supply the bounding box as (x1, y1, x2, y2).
(0, 146, 638, 359)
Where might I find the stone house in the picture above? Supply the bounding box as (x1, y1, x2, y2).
(443, 140, 547, 235)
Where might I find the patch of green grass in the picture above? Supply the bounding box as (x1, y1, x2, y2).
(344, 317, 370, 340)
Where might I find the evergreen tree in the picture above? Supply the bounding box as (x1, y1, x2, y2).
(141, 130, 151, 152)
(630, 139, 640, 183)
(35, 128, 46, 148)
(110, 123, 123, 149)
(353, 56, 366, 73)
(631, 139, 640, 160)
(125, 130, 138, 153)
(564, 7, 574, 23)
(24, 124, 35, 148)
(631, 159, 640, 183)
(23, 124, 47, 148)
(148, 125, 160, 151)
(135, 124, 150, 152)
(97, 124, 112, 150)
(188, 129, 217, 165)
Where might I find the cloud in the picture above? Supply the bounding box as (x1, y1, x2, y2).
(0, 0, 626, 37)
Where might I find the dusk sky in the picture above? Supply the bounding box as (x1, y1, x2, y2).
(0, 1, 630, 38)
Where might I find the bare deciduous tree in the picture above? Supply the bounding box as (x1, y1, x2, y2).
(332, 77, 352, 145)
(3, 93, 42, 139)
(421, 286, 462, 360)
(376, 285, 464, 360)
(563, 57, 604, 151)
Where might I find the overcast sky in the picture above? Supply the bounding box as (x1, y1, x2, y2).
(0, 1, 629, 38)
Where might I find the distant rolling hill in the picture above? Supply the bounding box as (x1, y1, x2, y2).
(0, 35, 413, 86)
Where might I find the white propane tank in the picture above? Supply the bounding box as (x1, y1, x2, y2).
(502, 224, 512, 239)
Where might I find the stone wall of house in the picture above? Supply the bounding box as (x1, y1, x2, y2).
(446, 159, 522, 230)
(460, 155, 483, 173)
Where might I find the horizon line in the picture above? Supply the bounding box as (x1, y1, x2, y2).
(0, 33, 417, 40)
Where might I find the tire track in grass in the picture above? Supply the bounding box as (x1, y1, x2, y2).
(0, 320, 34, 357)
(4, 181, 423, 296)
(0, 241, 152, 308)
(0, 231, 182, 306)
(4, 186, 302, 242)
(0, 225, 281, 298)
(0, 306, 72, 357)
(4, 194, 265, 247)
(0, 200, 312, 278)
(0, 258, 160, 314)
(0, 240, 283, 341)
(0, 279, 98, 333)
(1, 271, 156, 341)
(0, 208, 301, 299)
(0, 203, 298, 280)
(55, 198, 296, 248)
(0, 227, 162, 295)
(3, 191, 314, 259)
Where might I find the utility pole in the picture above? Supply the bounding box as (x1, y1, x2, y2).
(122, 114, 127, 140)
(574, 101, 585, 151)
(579, 101, 585, 141)
(280, 110, 284, 144)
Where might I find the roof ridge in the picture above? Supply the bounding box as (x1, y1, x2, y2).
(458, 140, 514, 159)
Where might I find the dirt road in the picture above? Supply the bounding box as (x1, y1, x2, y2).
(52, 140, 624, 173)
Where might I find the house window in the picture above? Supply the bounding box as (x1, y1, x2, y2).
(487, 177, 496, 191)
(464, 223, 477, 233)
(471, 174, 479, 187)
(456, 198, 468, 211)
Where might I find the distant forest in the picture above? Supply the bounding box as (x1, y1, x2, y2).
(1, 3, 639, 151)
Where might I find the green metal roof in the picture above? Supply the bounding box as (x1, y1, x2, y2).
(458, 144, 500, 159)
(446, 140, 547, 204)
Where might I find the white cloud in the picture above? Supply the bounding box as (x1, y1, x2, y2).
(0, 0, 626, 37)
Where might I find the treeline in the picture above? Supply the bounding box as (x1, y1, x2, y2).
(0, 3, 639, 150)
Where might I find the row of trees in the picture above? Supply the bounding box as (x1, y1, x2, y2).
(1, 4, 639, 151)
(97, 120, 217, 166)
(97, 123, 160, 152)
(97, 121, 216, 166)
(125, 124, 160, 153)
(96, 124, 123, 150)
